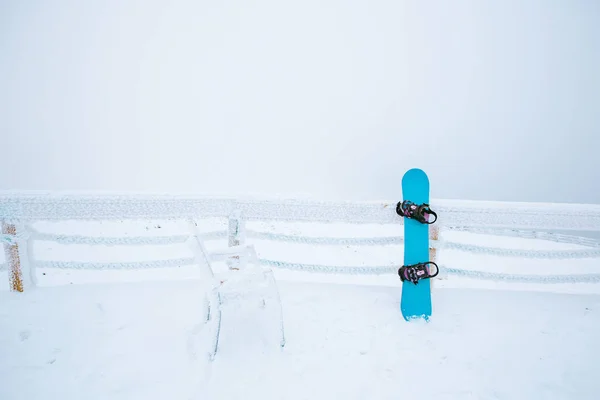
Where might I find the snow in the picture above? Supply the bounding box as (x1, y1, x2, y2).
(1, 219, 600, 399)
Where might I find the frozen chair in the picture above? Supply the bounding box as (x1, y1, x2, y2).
(186, 220, 285, 360)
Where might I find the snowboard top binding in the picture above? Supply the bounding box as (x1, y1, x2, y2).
(396, 200, 437, 224)
(398, 261, 439, 285)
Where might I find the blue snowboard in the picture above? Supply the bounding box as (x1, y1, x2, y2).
(400, 168, 432, 321)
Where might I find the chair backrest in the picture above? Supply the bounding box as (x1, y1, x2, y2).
(187, 220, 217, 281)
(187, 220, 260, 278)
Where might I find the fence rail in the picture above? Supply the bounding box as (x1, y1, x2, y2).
(1, 193, 599, 292)
(2, 193, 600, 229)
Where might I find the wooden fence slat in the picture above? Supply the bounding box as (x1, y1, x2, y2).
(2, 222, 24, 292)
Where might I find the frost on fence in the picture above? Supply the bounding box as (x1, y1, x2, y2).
(246, 228, 600, 259)
(0, 194, 234, 221)
(436, 201, 600, 231)
(444, 242, 600, 259)
(446, 226, 600, 259)
(246, 230, 404, 246)
(237, 199, 400, 224)
(36, 257, 196, 270)
(32, 233, 189, 246)
(445, 268, 600, 284)
(31, 232, 191, 246)
(450, 226, 600, 247)
(1, 194, 599, 231)
(236, 198, 600, 230)
(1, 193, 599, 290)
(259, 259, 600, 284)
(260, 259, 397, 275)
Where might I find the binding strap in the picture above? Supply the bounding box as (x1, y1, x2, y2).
(398, 261, 439, 284)
(396, 200, 437, 224)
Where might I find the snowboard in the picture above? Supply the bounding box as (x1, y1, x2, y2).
(400, 168, 433, 321)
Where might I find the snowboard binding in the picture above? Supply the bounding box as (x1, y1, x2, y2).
(398, 261, 439, 284)
(396, 200, 437, 224)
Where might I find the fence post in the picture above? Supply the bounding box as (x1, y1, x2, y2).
(24, 224, 37, 288)
(2, 222, 28, 292)
(227, 210, 246, 269)
(429, 224, 439, 264)
(430, 224, 445, 281)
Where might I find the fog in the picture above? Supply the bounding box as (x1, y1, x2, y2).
(1, 0, 598, 203)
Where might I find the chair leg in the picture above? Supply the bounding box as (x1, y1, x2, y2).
(264, 269, 286, 348)
(204, 285, 222, 361)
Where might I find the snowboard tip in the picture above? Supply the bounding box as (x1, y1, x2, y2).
(402, 168, 428, 181)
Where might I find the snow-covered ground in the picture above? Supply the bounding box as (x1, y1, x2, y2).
(1, 219, 600, 400)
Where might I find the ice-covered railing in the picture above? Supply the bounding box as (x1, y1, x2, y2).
(2, 193, 599, 229)
(1, 193, 600, 291)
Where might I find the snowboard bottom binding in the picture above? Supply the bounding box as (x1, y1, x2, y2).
(398, 261, 439, 284)
(396, 200, 437, 224)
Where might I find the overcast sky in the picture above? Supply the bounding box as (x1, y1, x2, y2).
(1, 0, 598, 203)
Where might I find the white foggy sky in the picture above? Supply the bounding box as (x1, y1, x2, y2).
(1, 0, 599, 203)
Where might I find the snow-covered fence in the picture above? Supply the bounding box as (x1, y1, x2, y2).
(1, 193, 600, 291)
